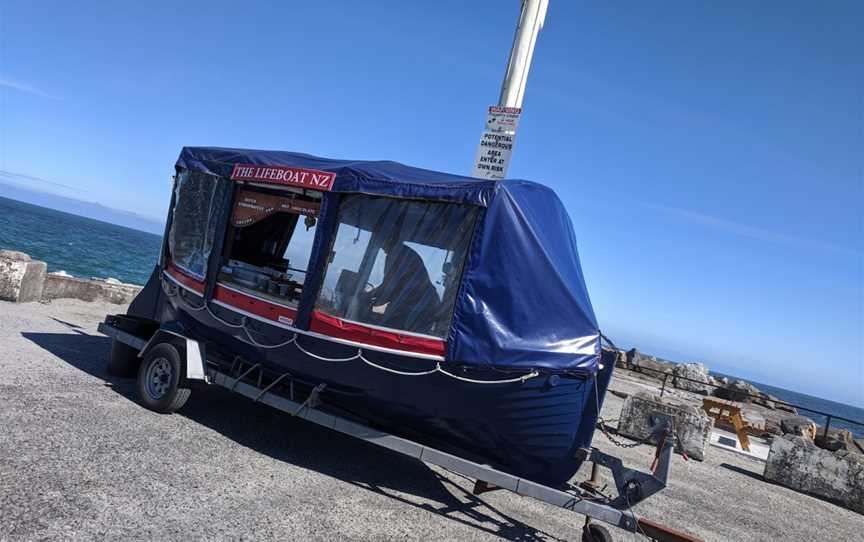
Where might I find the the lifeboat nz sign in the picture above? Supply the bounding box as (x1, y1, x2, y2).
(230, 164, 335, 191)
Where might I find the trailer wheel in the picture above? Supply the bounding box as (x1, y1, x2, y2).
(137, 343, 191, 413)
(107, 338, 139, 378)
(582, 523, 613, 542)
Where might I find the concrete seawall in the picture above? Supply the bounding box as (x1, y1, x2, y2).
(0, 250, 141, 305)
(43, 273, 142, 304)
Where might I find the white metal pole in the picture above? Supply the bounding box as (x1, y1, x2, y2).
(499, 0, 548, 109)
(471, 0, 548, 180)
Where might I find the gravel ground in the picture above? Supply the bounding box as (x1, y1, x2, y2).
(1, 299, 861, 541)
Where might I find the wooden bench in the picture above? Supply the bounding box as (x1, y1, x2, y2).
(702, 397, 751, 452)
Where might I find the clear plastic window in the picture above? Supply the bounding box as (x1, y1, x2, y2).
(167, 170, 229, 278)
(218, 187, 321, 308)
(316, 195, 478, 338)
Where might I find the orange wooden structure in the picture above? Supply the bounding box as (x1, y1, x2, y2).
(702, 397, 751, 452)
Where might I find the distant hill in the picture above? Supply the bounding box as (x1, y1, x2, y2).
(0, 181, 164, 235)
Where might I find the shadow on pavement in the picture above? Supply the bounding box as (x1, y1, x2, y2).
(718, 462, 764, 482)
(21, 331, 138, 399)
(21, 331, 564, 542)
(49, 316, 85, 330)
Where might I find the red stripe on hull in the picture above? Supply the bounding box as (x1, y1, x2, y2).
(164, 264, 442, 357)
(310, 310, 445, 357)
(212, 284, 298, 327)
(165, 264, 205, 293)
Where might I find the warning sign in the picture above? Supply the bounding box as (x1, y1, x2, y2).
(472, 106, 521, 180)
(483, 106, 521, 134)
(472, 131, 515, 180)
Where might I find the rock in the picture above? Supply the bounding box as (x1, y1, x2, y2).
(759, 399, 776, 410)
(836, 448, 864, 462)
(780, 415, 817, 440)
(625, 348, 641, 369)
(815, 428, 855, 453)
(714, 379, 760, 403)
(775, 402, 798, 414)
(764, 434, 864, 514)
(636, 356, 676, 381)
(764, 419, 784, 436)
(614, 350, 629, 369)
(753, 393, 778, 410)
(617, 391, 713, 461)
(672, 362, 712, 395)
(626, 348, 656, 375)
(0, 250, 47, 303)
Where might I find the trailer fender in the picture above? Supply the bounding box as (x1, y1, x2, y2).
(139, 328, 207, 382)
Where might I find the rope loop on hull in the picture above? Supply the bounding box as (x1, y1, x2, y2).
(163, 276, 540, 385)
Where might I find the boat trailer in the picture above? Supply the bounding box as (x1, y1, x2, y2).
(99, 320, 702, 542)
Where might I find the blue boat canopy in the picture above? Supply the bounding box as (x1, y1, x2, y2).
(175, 147, 600, 375)
(177, 146, 498, 206)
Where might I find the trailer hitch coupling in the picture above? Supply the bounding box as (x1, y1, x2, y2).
(590, 414, 674, 509)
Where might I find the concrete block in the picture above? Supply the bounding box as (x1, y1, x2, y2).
(43, 273, 141, 304)
(764, 434, 864, 514)
(0, 250, 46, 303)
(617, 391, 713, 461)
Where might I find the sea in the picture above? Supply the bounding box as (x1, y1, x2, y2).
(1, 195, 862, 437)
(0, 196, 162, 285)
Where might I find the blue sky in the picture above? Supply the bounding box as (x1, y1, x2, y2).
(1, 1, 861, 405)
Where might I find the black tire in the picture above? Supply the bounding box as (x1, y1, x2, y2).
(108, 338, 140, 378)
(582, 523, 613, 542)
(136, 343, 191, 413)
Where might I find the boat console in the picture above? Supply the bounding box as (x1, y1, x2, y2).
(219, 259, 303, 303)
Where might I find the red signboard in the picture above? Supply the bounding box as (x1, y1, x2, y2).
(230, 164, 335, 191)
(488, 106, 522, 115)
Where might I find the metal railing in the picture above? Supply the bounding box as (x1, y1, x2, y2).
(625, 362, 864, 440)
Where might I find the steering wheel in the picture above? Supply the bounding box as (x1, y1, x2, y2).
(360, 282, 384, 324)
